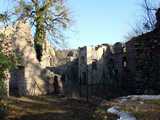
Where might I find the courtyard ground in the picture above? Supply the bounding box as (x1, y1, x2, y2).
(1, 95, 116, 120)
(1, 95, 160, 120)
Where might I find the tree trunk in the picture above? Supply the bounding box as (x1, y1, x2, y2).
(34, 15, 46, 61)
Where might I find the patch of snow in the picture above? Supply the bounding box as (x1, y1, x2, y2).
(120, 95, 160, 101)
(107, 106, 137, 120)
(139, 101, 144, 104)
(119, 98, 128, 103)
(107, 106, 120, 114)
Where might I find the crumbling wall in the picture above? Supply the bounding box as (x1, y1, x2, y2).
(13, 21, 48, 95)
(79, 44, 123, 96)
(78, 14, 160, 96)
(112, 42, 124, 87)
(1, 8, 160, 97)
(47, 49, 79, 97)
(1, 21, 48, 96)
(123, 8, 160, 94)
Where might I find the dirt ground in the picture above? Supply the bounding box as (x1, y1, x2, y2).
(3, 96, 94, 120)
(1, 96, 116, 120)
(3, 95, 159, 120)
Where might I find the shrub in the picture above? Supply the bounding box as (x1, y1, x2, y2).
(0, 51, 13, 97)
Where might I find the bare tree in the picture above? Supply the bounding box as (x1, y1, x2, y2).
(142, 0, 158, 30)
(125, 0, 160, 40)
(0, 0, 71, 61)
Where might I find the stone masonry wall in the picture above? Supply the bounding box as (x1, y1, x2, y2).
(78, 15, 160, 96)
(1, 21, 48, 96)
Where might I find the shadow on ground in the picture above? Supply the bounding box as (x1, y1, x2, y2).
(5, 96, 97, 120)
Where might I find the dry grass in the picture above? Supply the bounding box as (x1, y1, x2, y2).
(6, 95, 160, 120)
(2, 96, 95, 120)
(92, 106, 118, 120)
(1, 96, 117, 120)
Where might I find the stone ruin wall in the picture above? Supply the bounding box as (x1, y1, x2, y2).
(12, 22, 47, 96)
(78, 33, 160, 96)
(0, 21, 57, 96)
(1, 8, 160, 97)
(123, 9, 160, 94)
(77, 8, 160, 96)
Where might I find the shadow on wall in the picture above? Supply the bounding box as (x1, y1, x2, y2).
(47, 55, 79, 98)
(5, 21, 47, 96)
(10, 66, 26, 96)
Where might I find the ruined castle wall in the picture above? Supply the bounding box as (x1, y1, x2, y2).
(125, 40, 137, 75)
(112, 42, 124, 87)
(78, 44, 115, 97)
(79, 45, 108, 85)
(13, 22, 47, 95)
(1, 21, 47, 96)
(87, 45, 108, 84)
(78, 46, 87, 85)
(77, 9, 160, 97)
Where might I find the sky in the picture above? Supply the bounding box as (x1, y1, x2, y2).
(0, 0, 159, 49)
(66, 0, 158, 48)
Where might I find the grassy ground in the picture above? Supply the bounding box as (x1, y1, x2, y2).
(1, 95, 117, 120)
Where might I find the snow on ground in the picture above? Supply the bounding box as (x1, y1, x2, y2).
(107, 106, 137, 120)
(107, 95, 160, 120)
(120, 95, 160, 101)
